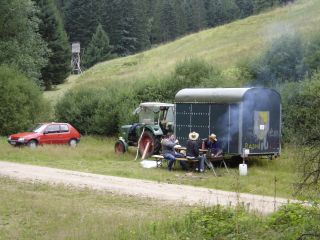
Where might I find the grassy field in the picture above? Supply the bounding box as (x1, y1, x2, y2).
(44, 0, 320, 103)
(0, 177, 192, 239)
(1, 177, 319, 240)
(0, 136, 299, 199)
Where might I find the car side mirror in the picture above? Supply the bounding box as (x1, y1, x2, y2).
(43, 131, 48, 135)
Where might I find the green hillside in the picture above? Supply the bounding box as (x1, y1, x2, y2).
(45, 0, 320, 102)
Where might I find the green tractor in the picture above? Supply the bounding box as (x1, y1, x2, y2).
(114, 102, 175, 157)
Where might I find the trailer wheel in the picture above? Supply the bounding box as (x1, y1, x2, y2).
(139, 131, 158, 158)
(115, 140, 126, 154)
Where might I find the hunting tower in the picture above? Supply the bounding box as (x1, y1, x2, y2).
(71, 42, 82, 74)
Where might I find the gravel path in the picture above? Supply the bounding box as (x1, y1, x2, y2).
(0, 161, 297, 214)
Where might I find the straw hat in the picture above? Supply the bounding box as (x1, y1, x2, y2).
(189, 131, 199, 141)
(209, 133, 217, 141)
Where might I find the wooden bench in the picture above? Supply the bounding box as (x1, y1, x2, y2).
(151, 155, 198, 169)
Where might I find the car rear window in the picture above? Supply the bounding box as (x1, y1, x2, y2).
(60, 124, 69, 133)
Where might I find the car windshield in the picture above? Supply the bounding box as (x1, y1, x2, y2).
(30, 124, 47, 133)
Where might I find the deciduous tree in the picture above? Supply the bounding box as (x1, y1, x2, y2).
(0, 0, 48, 84)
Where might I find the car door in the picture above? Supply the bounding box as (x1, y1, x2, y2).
(42, 124, 61, 144)
(59, 124, 70, 144)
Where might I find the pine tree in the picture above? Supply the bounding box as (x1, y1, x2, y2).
(174, 0, 188, 37)
(111, 0, 150, 56)
(185, 0, 207, 33)
(159, 0, 178, 42)
(35, 0, 71, 89)
(253, 0, 277, 13)
(235, 0, 254, 18)
(83, 23, 112, 68)
(206, 0, 224, 27)
(64, 0, 99, 49)
(206, 0, 240, 27)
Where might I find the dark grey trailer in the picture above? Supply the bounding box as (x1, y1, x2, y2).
(174, 88, 281, 157)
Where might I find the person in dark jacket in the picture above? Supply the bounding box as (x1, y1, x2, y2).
(186, 131, 205, 172)
(161, 133, 188, 171)
(205, 133, 223, 157)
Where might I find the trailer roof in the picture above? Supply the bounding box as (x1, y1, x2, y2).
(175, 88, 252, 103)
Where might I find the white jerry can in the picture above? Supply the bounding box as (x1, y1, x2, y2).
(239, 163, 248, 176)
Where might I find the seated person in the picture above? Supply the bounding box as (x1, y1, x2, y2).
(204, 133, 223, 158)
(161, 133, 188, 171)
(186, 131, 205, 173)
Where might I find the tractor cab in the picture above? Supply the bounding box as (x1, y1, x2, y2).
(115, 102, 174, 157)
(134, 102, 174, 134)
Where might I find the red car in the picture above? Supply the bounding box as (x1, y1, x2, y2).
(8, 123, 81, 148)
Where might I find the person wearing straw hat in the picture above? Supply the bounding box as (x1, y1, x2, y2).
(161, 133, 188, 171)
(205, 133, 223, 157)
(186, 131, 205, 172)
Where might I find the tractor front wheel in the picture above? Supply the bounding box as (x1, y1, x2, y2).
(139, 131, 158, 158)
(114, 140, 126, 154)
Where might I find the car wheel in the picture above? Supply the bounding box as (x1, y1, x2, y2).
(69, 139, 77, 147)
(114, 140, 126, 154)
(27, 140, 38, 149)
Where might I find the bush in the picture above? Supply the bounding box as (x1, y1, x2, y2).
(250, 34, 306, 86)
(55, 86, 138, 136)
(0, 65, 48, 136)
(267, 203, 320, 239)
(55, 88, 103, 135)
(142, 204, 320, 240)
(281, 71, 320, 144)
(304, 32, 320, 74)
(56, 58, 253, 136)
(134, 58, 220, 103)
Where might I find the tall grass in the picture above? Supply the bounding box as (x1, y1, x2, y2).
(0, 177, 191, 239)
(1, 178, 318, 239)
(0, 136, 299, 198)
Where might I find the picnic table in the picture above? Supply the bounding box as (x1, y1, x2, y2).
(151, 146, 229, 176)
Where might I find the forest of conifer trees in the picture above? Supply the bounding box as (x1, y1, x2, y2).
(0, 0, 292, 89)
(58, 0, 291, 58)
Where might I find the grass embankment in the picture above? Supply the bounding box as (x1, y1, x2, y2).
(45, 0, 320, 103)
(0, 137, 298, 199)
(0, 177, 191, 239)
(1, 178, 319, 239)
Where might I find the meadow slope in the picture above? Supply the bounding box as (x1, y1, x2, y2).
(45, 0, 320, 102)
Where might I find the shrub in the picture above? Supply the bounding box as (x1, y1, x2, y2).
(278, 72, 320, 196)
(55, 86, 138, 136)
(0, 65, 48, 136)
(55, 88, 104, 135)
(267, 203, 320, 239)
(55, 58, 250, 136)
(304, 32, 320, 74)
(250, 34, 306, 86)
(282, 71, 320, 144)
(144, 204, 320, 240)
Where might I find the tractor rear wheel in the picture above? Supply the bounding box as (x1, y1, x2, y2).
(114, 140, 126, 154)
(138, 131, 159, 158)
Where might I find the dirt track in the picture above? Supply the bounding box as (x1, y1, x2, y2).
(0, 161, 297, 214)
